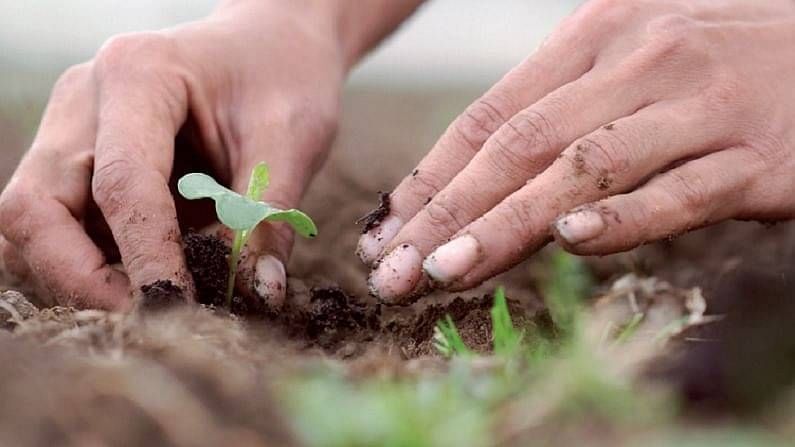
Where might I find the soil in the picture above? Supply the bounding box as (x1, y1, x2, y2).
(180, 229, 538, 356)
(356, 191, 391, 233)
(2, 88, 795, 445)
(183, 231, 230, 308)
(140, 280, 185, 310)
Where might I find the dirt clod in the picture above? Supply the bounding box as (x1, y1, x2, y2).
(281, 287, 380, 351)
(184, 232, 230, 307)
(597, 176, 613, 190)
(357, 191, 391, 233)
(140, 280, 185, 311)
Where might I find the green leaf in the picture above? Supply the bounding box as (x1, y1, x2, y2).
(246, 162, 270, 201)
(178, 173, 271, 231)
(177, 169, 318, 237)
(433, 315, 471, 358)
(216, 195, 271, 231)
(177, 173, 231, 200)
(266, 209, 318, 238)
(491, 286, 524, 357)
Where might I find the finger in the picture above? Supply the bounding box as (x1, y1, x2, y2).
(231, 111, 333, 308)
(552, 147, 761, 255)
(369, 61, 680, 301)
(0, 192, 131, 309)
(0, 235, 29, 282)
(356, 25, 601, 265)
(421, 99, 734, 293)
(91, 35, 193, 301)
(0, 63, 132, 309)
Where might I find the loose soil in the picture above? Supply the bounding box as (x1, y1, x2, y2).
(140, 279, 186, 310)
(356, 191, 391, 234)
(2, 88, 795, 445)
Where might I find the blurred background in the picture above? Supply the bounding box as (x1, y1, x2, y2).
(0, 0, 582, 92)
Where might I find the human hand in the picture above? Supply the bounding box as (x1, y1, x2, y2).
(0, 0, 348, 309)
(360, 0, 795, 303)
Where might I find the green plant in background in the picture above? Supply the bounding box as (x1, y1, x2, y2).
(177, 162, 317, 307)
(433, 315, 471, 358)
(283, 252, 792, 446)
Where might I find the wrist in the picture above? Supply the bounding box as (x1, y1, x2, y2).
(214, 0, 424, 71)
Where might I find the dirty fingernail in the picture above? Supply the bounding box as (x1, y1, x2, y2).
(254, 255, 286, 307)
(423, 235, 481, 285)
(368, 243, 422, 303)
(357, 215, 403, 266)
(554, 209, 605, 245)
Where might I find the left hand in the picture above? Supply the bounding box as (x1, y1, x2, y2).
(360, 0, 795, 303)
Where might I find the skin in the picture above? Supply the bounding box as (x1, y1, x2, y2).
(362, 0, 795, 303)
(0, 0, 424, 310)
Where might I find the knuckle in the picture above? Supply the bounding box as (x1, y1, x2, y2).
(497, 198, 536, 249)
(91, 156, 141, 212)
(699, 74, 744, 114)
(666, 170, 709, 214)
(423, 197, 468, 236)
(0, 184, 36, 240)
(571, 135, 631, 184)
(590, 0, 631, 11)
(94, 32, 176, 81)
(646, 14, 695, 37)
(487, 110, 557, 180)
(53, 63, 92, 92)
(453, 97, 511, 154)
(630, 15, 701, 72)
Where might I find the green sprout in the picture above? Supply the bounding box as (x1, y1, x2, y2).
(177, 162, 317, 308)
(433, 315, 472, 358)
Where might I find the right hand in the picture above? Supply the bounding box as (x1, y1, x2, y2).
(0, 0, 347, 309)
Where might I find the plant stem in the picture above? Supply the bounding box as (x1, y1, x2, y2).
(227, 230, 245, 308)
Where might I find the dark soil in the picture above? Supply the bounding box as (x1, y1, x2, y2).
(387, 294, 538, 357)
(356, 191, 391, 233)
(659, 260, 795, 413)
(183, 231, 230, 307)
(179, 229, 540, 357)
(139, 280, 185, 311)
(278, 286, 381, 352)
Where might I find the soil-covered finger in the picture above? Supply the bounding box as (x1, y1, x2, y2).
(422, 99, 732, 292)
(553, 147, 759, 255)
(357, 35, 600, 265)
(1, 198, 131, 309)
(92, 60, 194, 302)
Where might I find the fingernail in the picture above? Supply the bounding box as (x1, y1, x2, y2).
(254, 255, 286, 307)
(423, 235, 481, 285)
(554, 209, 605, 245)
(356, 215, 403, 266)
(368, 244, 423, 303)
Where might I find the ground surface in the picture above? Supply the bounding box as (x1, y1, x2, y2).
(1, 88, 795, 446)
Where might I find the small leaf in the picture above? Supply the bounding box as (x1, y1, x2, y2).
(246, 162, 270, 201)
(177, 173, 231, 200)
(216, 195, 270, 231)
(266, 209, 318, 238)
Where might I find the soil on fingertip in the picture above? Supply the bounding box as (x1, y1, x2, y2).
(356, 191, 391, 233)
(139, 280, 185, 311)
(183, 231, 230, 308)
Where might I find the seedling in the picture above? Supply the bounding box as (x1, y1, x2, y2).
(177, 162, 317, 308)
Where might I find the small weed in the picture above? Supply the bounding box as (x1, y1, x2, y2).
(433, 315, 471, 358)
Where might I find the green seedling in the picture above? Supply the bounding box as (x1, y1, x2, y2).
(491, 286, 524, 357)
(177, 162, 317, 308)
(434, 315, 472, 358)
